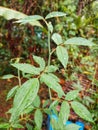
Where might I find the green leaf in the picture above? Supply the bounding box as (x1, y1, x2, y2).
(34, 109, 43, 129)
(52, 33, 63, 45)
(49, 100, 59, 109)
(0, 123, 10, 128)
(47, 73, 60, 82)
(33, 95, 40, 107)
(16, 15, 43, 27)
(26, 123, 33, 130)
(51, 119, 67, 130)
(71, 101, 94, 122)
(17, 15, 43, 22)
(83, 96, 95, 104)
(33, 55, 45, 71)
(59, 101, 70, 124)
(65, 124, 80, 130)
(10, 78, 39, 123)
(64, 37, 94, 46)
(34, 127, 40, 130)
(45, 11, 66, 19)
(65, 90, 79, 101)
(1, 74, 15, 79)
(0, 6, 26, 20)
(7, 108, 13, 114)
(56, 46, 68, 68)
(51, 120, 59, 130)
(12, 123, 24, 128)
(11, 63, 41, 75)
(7, 85, 19, 100)
(40, 73, 64, 97)
(46, 65, 58, 73)
(0, 7, 42, 27)
(20, 20, 42, 27)
(21, 105, 34, 114)
(92, 1, 98, 15)
(42, 99, 51, 108)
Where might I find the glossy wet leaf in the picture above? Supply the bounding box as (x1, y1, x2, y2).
(0, 6, 42, 27)
(59, 101, 70, 124)
(1, 74, 15, 79)
(34, 109, 43, 129)
(21, 105, 34, 114)
(65, 90, 79, 101)
(19, 20, 42, 27)
(46, 65, 58, 73)
(11, 63, 41, 75)
(33, 55, 45, 71)
(45, 11, 66, 19)
(17, 15, 43, 22)
(65, 124, 80, 130)
(12, 123, 24, 128)
(0, 6, 26, 20)
(26, 123, 33, 130)
(51, 120, 67, 130)
(16, 15, 43, 27)
(42, 99, 51, 108)
(52, 33, 63, 45)
(33, 95, 40, 107)
(49, 100, 59, 109)
(40, 73, 64, 97)
(51, 120, 59, 130)
(48, 73, 60, 82)
(71, 101, 94, 122)
(56, 46, 68, 68)
(10, 78, 39, 122)
(65, 37, 94, 46)
(7, 85, 19, 100)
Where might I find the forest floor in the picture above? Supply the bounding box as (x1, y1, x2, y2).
(0, 79, 17, 118)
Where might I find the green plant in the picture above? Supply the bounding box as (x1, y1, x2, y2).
(0, 7, 95, 130)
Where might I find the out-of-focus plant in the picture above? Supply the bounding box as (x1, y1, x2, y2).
(0, 0, 46, 76)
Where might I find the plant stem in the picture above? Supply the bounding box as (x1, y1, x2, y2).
(47, 30, 52, 99)
(49, 87, 52, 99)
(9, 127, 13, 130)
(48, 30, 51, 67)
(92, 62, 97, 89)
(18, 69, 21, 87)
(50, 48, 56, 56)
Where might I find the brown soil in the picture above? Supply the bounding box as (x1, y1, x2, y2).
(0, 79, 18, 119)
